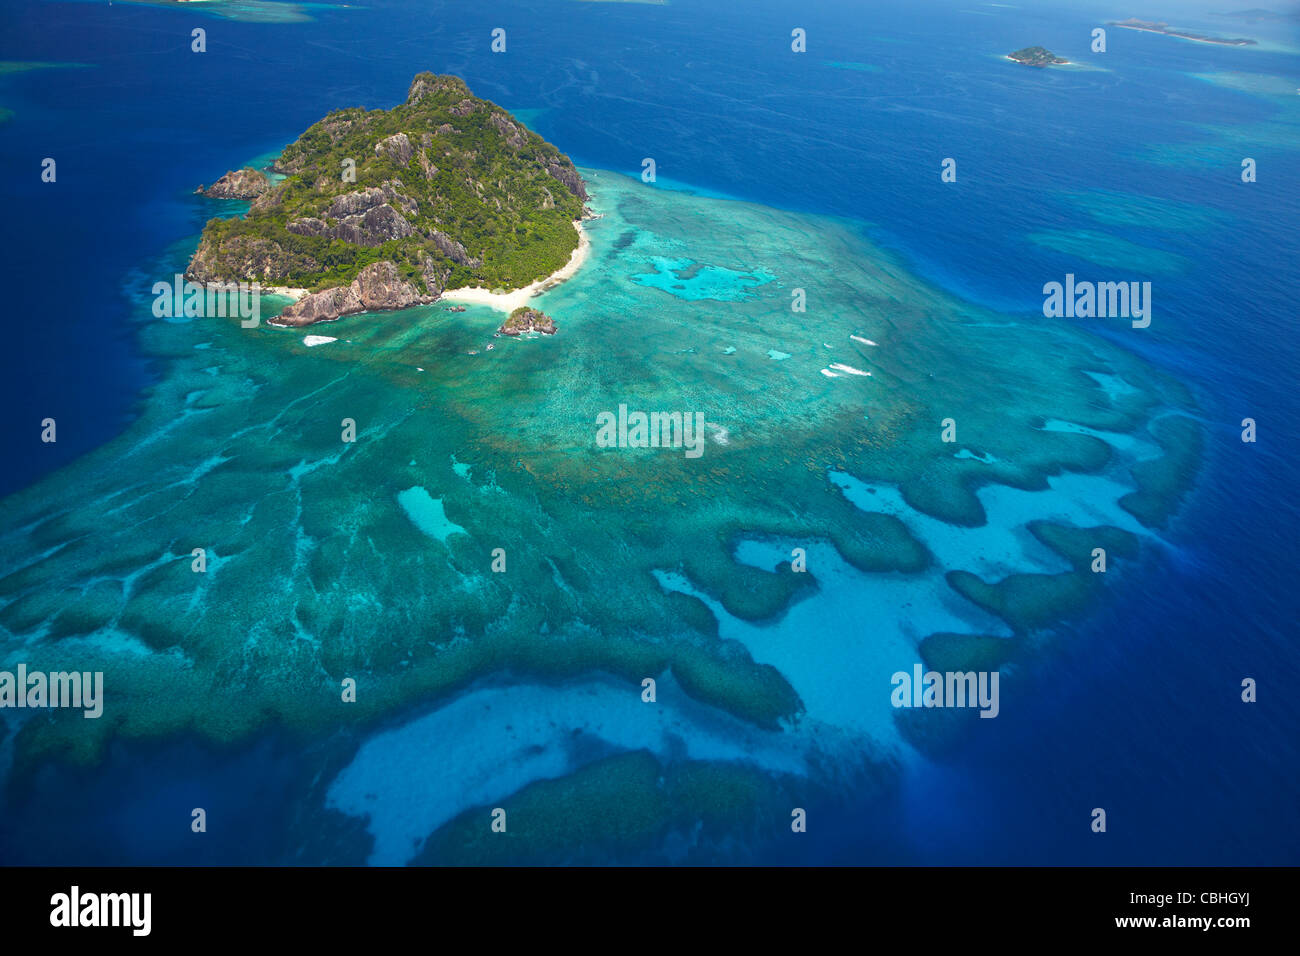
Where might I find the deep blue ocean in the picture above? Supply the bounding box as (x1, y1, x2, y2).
(0, 0, 1296, 864)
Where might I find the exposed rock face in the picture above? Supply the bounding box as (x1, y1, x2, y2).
(427, 230, 479, 267)
(350, 203, 414, 243)
(417, 148, 439, 181)
(274, 261, 437, 327)
(326, 182, 419, 218)
(489, 113, 527, 149)
(187, 235, 318, 284)
(374, 132, 413, 165)
(283, 182, 423, 246)
(288, 203, 417, 246)
(249, 188, 285, 214)
(499, 307, 557, 336)
(405, 73, 469, 106)
(420, 255, 450, 296)
(197, 167, 270, 199)
(406, 74, 436, 105)
(546, 160, 588, 201)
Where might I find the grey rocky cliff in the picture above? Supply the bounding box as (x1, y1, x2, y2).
(197, 167, 271, 200)
(545, 161, 588, 202)
(187, 235, 319, 284)
(272, 261, 438, 327)
(374, 132, 414, 165)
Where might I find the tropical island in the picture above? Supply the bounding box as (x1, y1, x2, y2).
(1110, 18, 1257, 45)
(1007, 46, 1069, 67)
(186, 73, 588, 326)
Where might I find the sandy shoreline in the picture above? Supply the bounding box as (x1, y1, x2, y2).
(1004, 54, 1070, 66)
(259, 220, 589, 314)
(1112, 24, 1255, 47)
(440, 221, 590, 313)
(263, 285, 309, 299)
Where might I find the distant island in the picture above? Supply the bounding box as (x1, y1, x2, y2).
(1212, 9, 1300, 25)
(187, 73, 588, 326)
(1110, 18, 1257, 46)
(1007, 46, 1069, 67)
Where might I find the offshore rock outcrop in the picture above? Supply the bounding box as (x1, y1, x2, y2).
(272, 261, 437, 327)
(196, 166, 271, 199)
(499, 307, 557, 336)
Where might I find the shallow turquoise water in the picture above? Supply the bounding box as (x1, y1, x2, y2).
(0, 166, 1201, 862)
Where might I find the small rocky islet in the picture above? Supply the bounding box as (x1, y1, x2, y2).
(498, 306, 557, 336)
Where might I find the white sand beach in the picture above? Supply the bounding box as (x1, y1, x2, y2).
(440, 221, 590, 313)
(256, 221, 589, 314)
(264, 285, 309, 300)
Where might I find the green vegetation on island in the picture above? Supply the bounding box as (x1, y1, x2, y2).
(187, 73, 587, 323)
(1008, 46, 1069, 67)
(500, 307, 557, 336)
